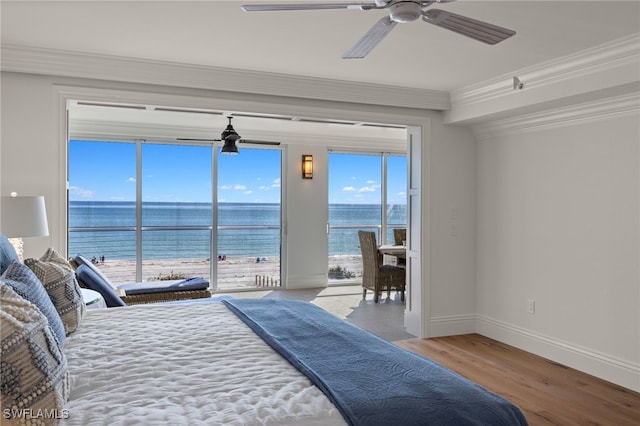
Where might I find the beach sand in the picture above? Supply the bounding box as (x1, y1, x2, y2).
(96, 255, 364, 291)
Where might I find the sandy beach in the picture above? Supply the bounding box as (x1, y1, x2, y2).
(97, 255, 364, 291)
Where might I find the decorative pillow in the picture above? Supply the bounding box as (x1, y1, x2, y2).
(0, 233, 19, 275)
(0, 282, 70, 423)
(1, 262, 67, 346)
(75, 264, 126, 308)
(25, 248, 86, 336)
(67, 257, 79, 271)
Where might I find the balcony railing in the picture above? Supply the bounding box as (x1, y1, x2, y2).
(69, 222, 405, 289)
(68, 225, 281, 290)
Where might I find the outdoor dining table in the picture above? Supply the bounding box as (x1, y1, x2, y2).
(378, 245, 406, 267)
(378, 244, 406, 258)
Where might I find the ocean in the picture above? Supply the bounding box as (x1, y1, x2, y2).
(68, 201, 406, 260)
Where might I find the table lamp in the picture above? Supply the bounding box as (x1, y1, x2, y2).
(1, 193, 49, 260)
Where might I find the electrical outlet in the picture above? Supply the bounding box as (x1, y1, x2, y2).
(527, 299, 535, 314)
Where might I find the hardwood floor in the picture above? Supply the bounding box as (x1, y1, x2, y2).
(394, 334, 640, 426)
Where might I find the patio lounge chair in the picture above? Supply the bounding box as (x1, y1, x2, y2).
(71, 254, 212, 307)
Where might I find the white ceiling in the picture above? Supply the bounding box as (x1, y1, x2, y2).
(2, 1, 639, 92)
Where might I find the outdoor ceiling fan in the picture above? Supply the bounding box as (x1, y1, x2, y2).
(241, 0, 516, 58)
(177, 116, 280, 154)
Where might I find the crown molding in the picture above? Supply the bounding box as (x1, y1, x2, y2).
(472, 92, 640, 140)
(447, 33, 640, 124)
(0, 44, 449, 111)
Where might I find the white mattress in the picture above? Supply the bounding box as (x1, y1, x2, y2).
(62, 302, 346, 426)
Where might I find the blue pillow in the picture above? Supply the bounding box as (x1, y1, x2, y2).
(1, 262, 67, 346)
(0, 233, 19, 275)
(76, 264, 126, 308)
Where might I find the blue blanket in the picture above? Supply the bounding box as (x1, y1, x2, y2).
(223, 299, 528, 426)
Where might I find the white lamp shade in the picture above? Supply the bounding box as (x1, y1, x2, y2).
(1, 196, 49, 238)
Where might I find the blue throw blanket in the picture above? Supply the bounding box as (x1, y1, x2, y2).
(223, 299, 528, 426)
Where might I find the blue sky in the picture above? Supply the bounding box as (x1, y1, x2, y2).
(69, 141, 406, 204)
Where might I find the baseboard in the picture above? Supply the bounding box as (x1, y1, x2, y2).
(476, 315, 640, 392)
(429, 314, 476, 337)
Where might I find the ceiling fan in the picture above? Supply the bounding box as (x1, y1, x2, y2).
(177, 116, 280, 154)
(241, 0, 516, 58)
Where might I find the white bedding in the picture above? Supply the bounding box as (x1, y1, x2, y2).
(62, 302, 347, 426)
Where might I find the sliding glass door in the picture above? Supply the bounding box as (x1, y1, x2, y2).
(327, 151, 406, 283)
(217, 147, 282, 290)
(140, 143, 213, 282)
(68, 140, 138, 282)
(68, 140, 281, 290)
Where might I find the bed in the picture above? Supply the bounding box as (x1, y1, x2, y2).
(59, 299, 528, 426)
(1, 236, 527, 425)
(62, 300, 345, 426)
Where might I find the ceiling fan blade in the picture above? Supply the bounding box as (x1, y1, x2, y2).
(239, 139, 281, 146)
(242, 3, 376, 12)
(343, 16, 397, 59)
(422, 9, 515, 45)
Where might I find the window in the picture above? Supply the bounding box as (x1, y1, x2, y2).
(68, 140, 213, 283)
(141, 143, 213, 281)
(68, 140, 137, 281)
(386, 154, 408, 244)
(327, 152, 407, 282)
(217, 148, 282, 289)
(68, 140, 282, 290)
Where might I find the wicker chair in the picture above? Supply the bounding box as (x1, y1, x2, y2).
(358, 231, 405, 303)
(393, 228, 407, 246)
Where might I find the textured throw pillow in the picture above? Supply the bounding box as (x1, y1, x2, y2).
(25, 248, 86, 336)
(0, 282, 70, 423)
(0, 233, 19, 275)
(1, 262, 67, 346)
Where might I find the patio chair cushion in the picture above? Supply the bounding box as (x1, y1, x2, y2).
(75, 264, 126, 308)
(117, 277, 209, 295)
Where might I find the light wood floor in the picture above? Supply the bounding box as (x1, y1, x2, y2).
(395, 334, 639, 426)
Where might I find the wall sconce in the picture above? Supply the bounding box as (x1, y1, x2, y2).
(302, 155, 313, 179)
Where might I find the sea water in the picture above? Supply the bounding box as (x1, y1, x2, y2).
(68, 201, 406, 260)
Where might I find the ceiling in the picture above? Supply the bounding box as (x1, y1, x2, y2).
(2, 1, 639, 92)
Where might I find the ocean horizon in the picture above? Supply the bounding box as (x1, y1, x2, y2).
(68, 201, 406, 260)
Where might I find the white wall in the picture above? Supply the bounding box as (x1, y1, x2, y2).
(284, 143, 329, 288)
(1, 72, 63, 257)
(475, 103, 640, 391)
(420, 118, 478, 337)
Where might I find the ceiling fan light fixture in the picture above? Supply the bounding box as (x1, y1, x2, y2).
(389, 2, 422, 23)
(221, 119, 241, 141)
(221, 138, 239, 154)
(220, 116, 241, 154)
